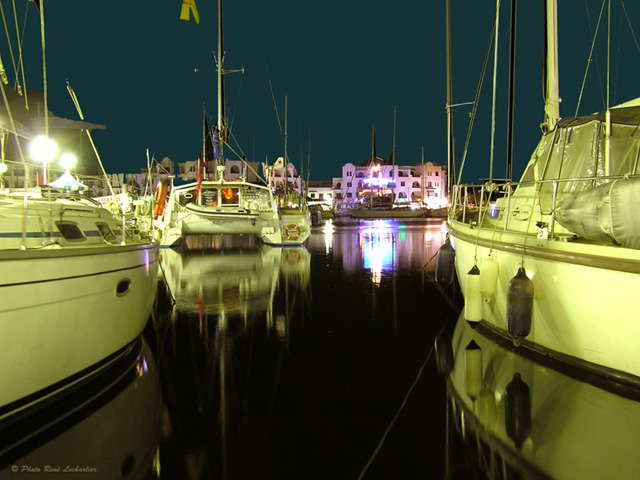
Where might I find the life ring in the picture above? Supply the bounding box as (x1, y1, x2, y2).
(284, 224, 301, 242)
(153, 182, 168, 219)
(151, 225, 163, 240)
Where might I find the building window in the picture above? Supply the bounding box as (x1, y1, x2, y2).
(435, 172, 439, 176)
(335, 182, 342, 189)
(412, 182, 420, 188)
(319, 193, 324, 199)
(336, 192, 342, 199)
(347, 182, 351, 187)
(347, 192, 352, 198)
(401, 181, 405, 187)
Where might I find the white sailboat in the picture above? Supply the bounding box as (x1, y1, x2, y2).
(443, 0, 640, 386)
(156, 0, 309, 248)
(0, 2, 159, 415)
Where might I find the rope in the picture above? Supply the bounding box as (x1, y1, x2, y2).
(357, 341, 437, 480)
(458, 2, 500, 184)
(576, 0, 607, 116)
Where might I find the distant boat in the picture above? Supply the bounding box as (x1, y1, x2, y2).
(348, 207, 427, 219)
(155, 0, 309, 248)
(0, 2, 159, 415)
(443, 0, 640, 385)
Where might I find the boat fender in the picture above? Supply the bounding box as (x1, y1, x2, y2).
(506, 267, 533, 346)
(479, 253, 499, 301)
(504, 373, 531, 449)
(434, 330, 454, 378)
(464, 340, 483, 400)
(154, 182, 168, 220)
(477, 389, 497, 427)
(284, 224, 301, 242)
(464, 265, 483, 323)
(435, 238, 455, 287)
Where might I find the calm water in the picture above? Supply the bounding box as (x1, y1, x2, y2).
(145, 218, 463, 479)
(6, 218, 636, 479)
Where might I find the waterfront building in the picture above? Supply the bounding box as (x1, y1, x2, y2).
(307, 180, 333, 209)
(331, 156, 447, 213)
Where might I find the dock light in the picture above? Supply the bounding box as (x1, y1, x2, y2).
(30, 136, 58, 184)
(60, 153, 77, 171)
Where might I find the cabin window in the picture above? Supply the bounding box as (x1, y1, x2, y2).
(221, 187, 239, 205)
(56, 221, 86, 241)
(202, 190, 218, 206)
(96, 223, 118, 243)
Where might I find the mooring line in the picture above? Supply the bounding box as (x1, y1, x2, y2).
(357, 342, 437, 480)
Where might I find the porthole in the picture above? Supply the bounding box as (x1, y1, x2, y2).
(116, 279, 132, 296)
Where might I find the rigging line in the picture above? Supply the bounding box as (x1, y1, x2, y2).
(0, 1, 15, 85)
(227, 64, 244, 135)
(357, 341, 437, 480)
(576, 0, 606, 116)
(620, 0, 640, 60)
(15, 1, 29, 107)
(264, 60, 283, 137)
(457, 2, 500, 185)
(613, 2, 623, 106)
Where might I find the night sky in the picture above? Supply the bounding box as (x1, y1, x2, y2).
(8, 0, 640, 182)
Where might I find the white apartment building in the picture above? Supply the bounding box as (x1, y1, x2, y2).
(332, 159, 447, 212)
(306, 180, 333, 209)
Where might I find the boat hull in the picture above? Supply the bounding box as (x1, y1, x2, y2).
(449, 218, 640, 384)
(0, 243, 159, 410)
(348, 209, 428, 219)
(445, 312, 640, 479)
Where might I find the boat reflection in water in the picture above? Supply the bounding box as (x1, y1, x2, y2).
(0, 337, 162, 479)
(150, 237, 310, 479)
(439, 313, 640, 479)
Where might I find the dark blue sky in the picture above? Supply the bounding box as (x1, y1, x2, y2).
(10, 0, 640, 182)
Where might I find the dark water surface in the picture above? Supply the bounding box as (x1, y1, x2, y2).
(4, 218, 637, 479)
(146, 218, 461, 479)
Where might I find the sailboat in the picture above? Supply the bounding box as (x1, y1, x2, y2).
(443, 0, 640, 387)
(0, 2, 160, 414)
(156, 0, 309, 248)
(349, 121, 428, 219)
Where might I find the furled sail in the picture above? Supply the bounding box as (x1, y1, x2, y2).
(556, 176, 640, 249)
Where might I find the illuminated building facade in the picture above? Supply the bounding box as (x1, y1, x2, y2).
(331, 158, 447, 212)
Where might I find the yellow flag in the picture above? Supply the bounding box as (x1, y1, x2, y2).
(180, 0, 200, 24)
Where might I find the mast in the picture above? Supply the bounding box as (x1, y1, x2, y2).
(543, 0, 560, 132)
(284, 95, 288, 204)
(445, 0, 455, 199)
(217, 0, 224, 175)
(506, 0, 517, 181)
(489, 0, 500, 181)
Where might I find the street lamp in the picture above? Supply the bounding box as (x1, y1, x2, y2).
(29, 136, 58, 185)
(60, 153, 77, 172)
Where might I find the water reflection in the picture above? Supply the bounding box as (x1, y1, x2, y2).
(308, 218, 448, 281)
(441, 313, 640, 479)
(149, 241, 311, 479)
(0, 338, 162, 479)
